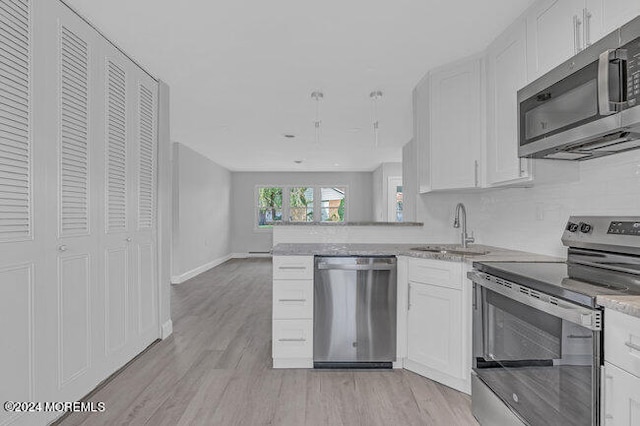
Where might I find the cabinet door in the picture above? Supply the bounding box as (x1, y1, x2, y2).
(603, 362, 640, 425)
(428, 58, 482, 191)
(413, 79, 431, 193)
(526, 0, 584, 80)
(587, 0, 640, 40)
(406, 282, 462, 379)
(486, 20, 532, 186)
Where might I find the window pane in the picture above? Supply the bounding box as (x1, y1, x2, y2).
(289, 187, 314, 222)
(321, 187, 345, 222)
(257, 187, 283, 227)
(396, 185, 403, 222)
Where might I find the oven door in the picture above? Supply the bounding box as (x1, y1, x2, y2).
(471, 275, 601, 426)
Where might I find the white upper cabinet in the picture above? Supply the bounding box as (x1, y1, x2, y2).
(526, 0, 640, 81)
(526, 0, 584, 80)
(486, 19, 532, 187)
(427, 56, 483, 192)
(413, 77, 431, 193)
(588, 0, 640, 39)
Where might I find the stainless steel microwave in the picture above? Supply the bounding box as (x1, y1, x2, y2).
(518, 16, 640, 160)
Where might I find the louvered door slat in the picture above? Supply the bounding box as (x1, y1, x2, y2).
(59, 25, 89, 237)
(0, 0, 30, 242)
(137, 84, 155, 229)
(106, 60, 127, 233)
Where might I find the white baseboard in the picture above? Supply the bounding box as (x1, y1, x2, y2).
(161, 319, 173, 339)
(171, 253, 233, 284)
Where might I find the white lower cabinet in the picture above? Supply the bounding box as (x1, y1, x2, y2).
(272, 256, 314, 368)
(400, 257, 472, 394)
(603, 362, 640, 425)
(272, 320, 313, 362)
(602, 308, 640, 425)
(406, 283, 462, 378)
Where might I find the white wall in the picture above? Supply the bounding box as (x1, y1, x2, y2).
(402, 140, 418, 222)
(414, 151, 640, 258)
(231, 172, 374, 253)
(171, 143, 232, 283)
(372, 162, 403, 221)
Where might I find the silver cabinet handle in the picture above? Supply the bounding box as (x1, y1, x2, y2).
(573, 15, 583, 54)
(278, 266, 306, 270)
(58, 245, 67, 252)
(278, 299, 306, 302)
(278, 338, 306, 342)
(568, 334, 592, 339)
(625, 341, 640, 352)
(474, 160, 479, 187)
(583, 8, 592, 48)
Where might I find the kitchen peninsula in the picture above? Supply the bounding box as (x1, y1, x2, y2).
(271, 225, 559, 393)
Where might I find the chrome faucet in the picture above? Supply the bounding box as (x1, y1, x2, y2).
(453, 203, 475, 248)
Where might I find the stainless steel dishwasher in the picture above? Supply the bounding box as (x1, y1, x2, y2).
(314, 256, 397, 368)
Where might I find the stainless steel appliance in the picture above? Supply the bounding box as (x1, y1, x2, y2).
(518, 16, 640, 160)
(314, 256, 397, 368)
(468, 216, 640, 426)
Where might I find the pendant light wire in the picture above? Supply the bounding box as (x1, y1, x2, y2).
(311, 90, 324, 145)
(370, 90, 383, 147)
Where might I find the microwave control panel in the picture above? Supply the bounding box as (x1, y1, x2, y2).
(624, 38, 640, 106)
(607, 221, 640, 236)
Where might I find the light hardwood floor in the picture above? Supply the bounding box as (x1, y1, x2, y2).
(57, 258, 478, 426)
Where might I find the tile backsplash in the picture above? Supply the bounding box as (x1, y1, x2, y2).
(416, 150, 640, 258)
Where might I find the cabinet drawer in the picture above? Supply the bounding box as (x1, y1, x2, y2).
(273, 256, 314, 280)
(408, 258, 462, 289)
(605, 309, 640, 377)
(273, 280, 313, 319)
(272, 319, 313, 359)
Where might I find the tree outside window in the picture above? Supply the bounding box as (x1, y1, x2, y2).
(257, 187, 283, 228)
(289, 187, 313, 222)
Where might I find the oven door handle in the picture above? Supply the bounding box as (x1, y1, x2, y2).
(467, 271, 602, 331)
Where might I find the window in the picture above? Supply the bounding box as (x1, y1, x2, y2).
(395, 185, 403, 222)
(257, 187, 283, 228)
(289, 187, 313, 222)
(320, 187, 345, 222)
(256, 185, 347, 228)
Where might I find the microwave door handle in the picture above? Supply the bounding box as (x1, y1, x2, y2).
(598, 49, 616, 116)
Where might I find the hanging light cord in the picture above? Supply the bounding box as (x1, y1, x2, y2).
(370, 90, 383, 147)
(311, 90, 323, 144)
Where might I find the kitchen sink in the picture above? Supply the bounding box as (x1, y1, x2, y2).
(410, 245, 490, 256)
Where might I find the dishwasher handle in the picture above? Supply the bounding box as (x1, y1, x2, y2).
(316, 263, 396, 271)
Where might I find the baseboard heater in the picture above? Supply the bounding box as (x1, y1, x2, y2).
(313, 362, 393, 369)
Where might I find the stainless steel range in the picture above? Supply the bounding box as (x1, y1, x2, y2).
(468, 216, 640, 426)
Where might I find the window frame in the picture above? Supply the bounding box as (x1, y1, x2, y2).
(254, 184, 349, 232)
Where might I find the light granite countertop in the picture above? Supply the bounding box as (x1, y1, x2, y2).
(271, 243, 561, 264)
(271, 221, 424, 227)
(597, 295, 640, 319)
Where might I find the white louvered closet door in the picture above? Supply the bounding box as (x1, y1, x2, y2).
(130, 72, 159, 350)
(0, 0, 39, 424)
(45, 1, 102, 404)
(102, 43, 136, 372)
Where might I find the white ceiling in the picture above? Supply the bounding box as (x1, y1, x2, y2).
(65, 0, 535, 172)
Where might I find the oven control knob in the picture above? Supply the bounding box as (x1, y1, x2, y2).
(579, 223, 592, 233)
(566, 222, 579, 232)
